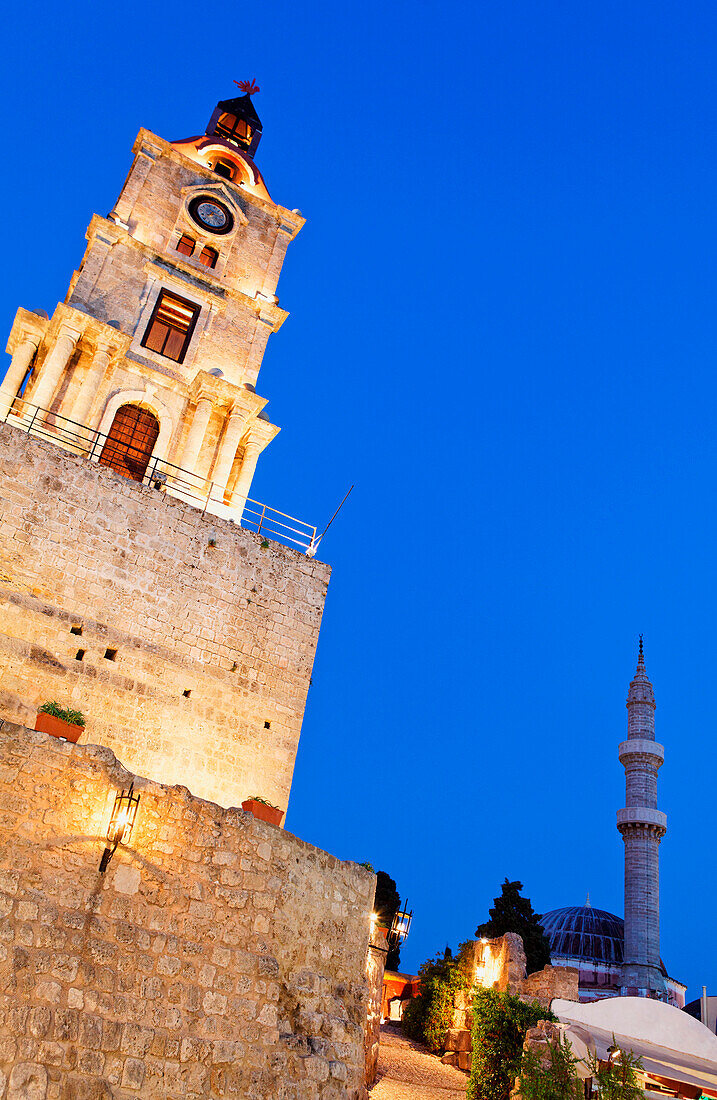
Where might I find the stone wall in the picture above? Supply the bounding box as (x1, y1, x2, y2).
(0, 423, 329, 813)
(0, 722, 374, 1099)
(364, 928, 388, 1088)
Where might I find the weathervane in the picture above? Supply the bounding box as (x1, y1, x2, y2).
(234, 79, 260, 96)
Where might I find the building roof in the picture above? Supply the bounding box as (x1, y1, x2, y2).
(542, 905, 626, 965)
(554, 996, 717, 1097)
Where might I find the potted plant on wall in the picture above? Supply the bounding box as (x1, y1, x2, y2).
(241, 795, 284, 827)
(35, 701, 86, 743)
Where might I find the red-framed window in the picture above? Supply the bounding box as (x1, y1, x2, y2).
(176, 234, 195, 256)
(199, 246, 218, 269)
(141, 290, 200, 364)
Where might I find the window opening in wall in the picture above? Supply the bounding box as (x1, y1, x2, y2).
(176, 234, 195, 256)
(213, 160, 234, 180)
(264, 721, 271, 729)
(183, 689, 192, 698)
(104, 648, 117, 661)
(141, 289, 200, 363)
(75, 649, 85, 661)
(199, 246, 218, 269)
(98, 404, 160, 483)
(215, 112, 251, 146)
(70, 625, 82, 636)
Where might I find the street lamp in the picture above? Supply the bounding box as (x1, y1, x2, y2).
(99, 783, 140, 873)
(389, 900, 413, 947)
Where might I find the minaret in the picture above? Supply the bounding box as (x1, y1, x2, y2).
(617, 637, 668, 999)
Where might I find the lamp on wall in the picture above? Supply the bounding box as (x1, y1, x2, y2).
(99, 783, 140, 872)
(389, 900, 413, 947)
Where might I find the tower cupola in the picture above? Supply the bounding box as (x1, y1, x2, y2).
(206, 80, 263, 158)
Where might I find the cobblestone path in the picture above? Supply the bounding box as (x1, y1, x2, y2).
(369, 1024, 467, 1100)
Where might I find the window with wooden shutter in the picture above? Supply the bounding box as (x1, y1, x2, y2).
(141, 290, 200, 364)
(199, 246, 218, 269)
(98, 405, 160, 482)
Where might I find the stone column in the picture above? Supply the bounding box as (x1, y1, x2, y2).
(229, 440, 262, 518)
(0, 335, 39, 420)
(30, 327, 79, 410)
(210, 406, 246, 497)
(69, 340, 113, 427)
(180, 396, 213, 477)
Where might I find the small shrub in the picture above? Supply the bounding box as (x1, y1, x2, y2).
(38, 701, 86, 727)
(402, 945, 471, 1053)
(518, 1034, 582, 1100)
(467, 988, 554, 1100)
(588, 1044, 644, 1100)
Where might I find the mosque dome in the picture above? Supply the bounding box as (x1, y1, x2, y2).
(541, 905, 625, 965)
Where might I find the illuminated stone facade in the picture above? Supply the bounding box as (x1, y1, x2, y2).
(0, 92, 327, 813)
(2, 92, 303, 522)
(0, 721, 373, 1099)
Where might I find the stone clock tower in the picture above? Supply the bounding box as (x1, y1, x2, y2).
(0, 89, 330, 814)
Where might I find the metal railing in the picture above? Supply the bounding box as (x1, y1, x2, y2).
(0, 392, 318, 555)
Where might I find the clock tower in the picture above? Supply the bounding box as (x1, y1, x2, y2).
(2, 86, 303, 519)
(0, 89, 329, 814)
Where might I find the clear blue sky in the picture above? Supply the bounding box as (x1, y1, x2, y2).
(1, 0, 715, 1002)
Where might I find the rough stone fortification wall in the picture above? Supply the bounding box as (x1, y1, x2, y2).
(443, 935, 579, 1073)
(364, 928, 388, 1088)
(0, 424, 330, 813)
(0, 722, 373, 1099)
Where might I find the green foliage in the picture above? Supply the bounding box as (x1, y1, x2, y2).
(588, 1044, 644, 1100)
(358, 861, 375, 872)
(246, 795, 279, 808)
(374, 870, 402, 969)
(402, 945, 471, 1053)
(476, 879, 552, 974)
(518, 1034, 582, 1100)
(38, 700, 86, 727)
(467, 988, 554, 1100)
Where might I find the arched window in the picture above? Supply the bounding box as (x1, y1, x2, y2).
(99, 404, 160, 482)
(176, 234, 195, 256)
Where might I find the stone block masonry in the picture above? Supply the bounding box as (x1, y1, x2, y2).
(0, 422, 330, 813)
(0, 721, 374, 1099)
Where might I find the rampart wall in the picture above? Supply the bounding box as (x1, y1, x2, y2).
(0, 722, 373, 1099)
(0, 423, 330, 812)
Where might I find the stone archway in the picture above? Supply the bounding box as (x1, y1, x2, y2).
(98, 403, 160, 482)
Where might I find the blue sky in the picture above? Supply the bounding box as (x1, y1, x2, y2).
(1, 0, 715, 1001)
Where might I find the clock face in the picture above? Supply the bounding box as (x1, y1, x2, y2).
(188, 196, 234, 235)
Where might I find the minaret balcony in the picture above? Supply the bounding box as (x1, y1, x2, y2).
(618, 739, 664, 766)
(616, 806, 667, 835)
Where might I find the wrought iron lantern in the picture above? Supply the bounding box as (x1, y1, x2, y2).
(388, 899, 413, 947)
(99, 783, 140, 872)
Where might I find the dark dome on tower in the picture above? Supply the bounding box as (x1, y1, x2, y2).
(542, 905, 624, 965)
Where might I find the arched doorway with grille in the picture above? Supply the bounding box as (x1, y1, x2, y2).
(98, 403, 160, 482)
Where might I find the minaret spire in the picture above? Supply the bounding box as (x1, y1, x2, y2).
(617, 637, 668, 999)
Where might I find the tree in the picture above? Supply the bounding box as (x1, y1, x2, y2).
(374, 870, 402, 970)
(476, 879, 552, 974)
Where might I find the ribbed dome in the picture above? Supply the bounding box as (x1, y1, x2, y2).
(542, 906, 624, 965)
